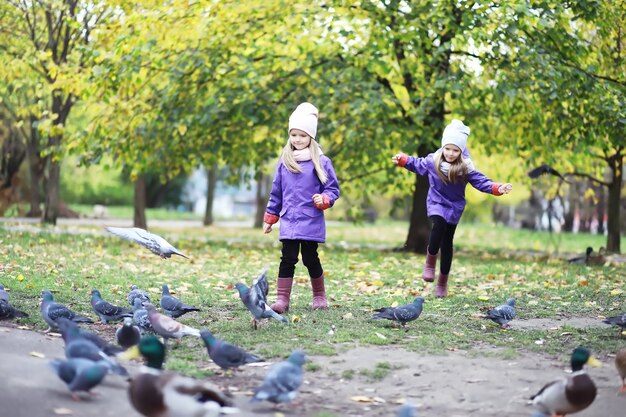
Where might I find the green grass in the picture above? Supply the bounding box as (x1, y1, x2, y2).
(0, 222, 623, 377)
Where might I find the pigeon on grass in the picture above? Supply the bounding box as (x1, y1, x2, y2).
(235, 273, 288, 329)
(0, 284, 28, 319)
(41, 290, 93, 332)
(160, 285, 200, 318)
(105, 226, 189, 259)
(482, 298, 516, 329)
(90, 289, 133, 324)
(127, 285, 150, 307)
(371, 297, 425, 328)
(200, 329, 264, 371)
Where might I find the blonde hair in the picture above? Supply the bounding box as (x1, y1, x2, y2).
(434, 151, 468, 184)
(280, 138, 328, 184)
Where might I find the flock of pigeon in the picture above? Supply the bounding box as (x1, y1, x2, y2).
(1, 225, 625, 417)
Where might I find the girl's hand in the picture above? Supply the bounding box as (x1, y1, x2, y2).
(263, 222, 273, 234)
(312, 193, 323, 207)
(392, 153, 408, 167)
(498, 183, 513, 194)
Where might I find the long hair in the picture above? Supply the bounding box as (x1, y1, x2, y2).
(280, 138, 328, 184)
(434, 151, 468, 184)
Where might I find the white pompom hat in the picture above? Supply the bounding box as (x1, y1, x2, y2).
(288, 102, 319, 139)
(441, 119, 470, 151)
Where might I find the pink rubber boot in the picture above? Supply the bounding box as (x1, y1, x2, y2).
(311, 275, 328, 310)
(423, 248, 438, 282)
(434, 272, 449, 298)
(270, 277, 293, 313)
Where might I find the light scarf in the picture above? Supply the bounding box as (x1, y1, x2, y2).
(436, 149, 475, 177)
(293, 146, 324, 162)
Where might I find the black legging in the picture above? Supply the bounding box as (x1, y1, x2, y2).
(278, 240, 324, 279)
(427, 215, 458, 275)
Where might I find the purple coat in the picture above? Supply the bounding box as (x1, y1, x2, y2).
(266, 156, 340, 243)
(402, 151, 497, 224)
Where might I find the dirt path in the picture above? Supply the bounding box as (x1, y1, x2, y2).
(1, 324, 624, 417)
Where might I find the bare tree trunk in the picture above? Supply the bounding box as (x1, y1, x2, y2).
(42, 134, 61, 225)
(203, 163, 218, 226)
(596, 182, 606, 235)
(254, 172, 271, 228)
(26, 117, 44, 218)
(134, 175, 147, 229)
(606, 151, 622, 253)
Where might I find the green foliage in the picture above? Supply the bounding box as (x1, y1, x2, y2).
(60, 158, 133, 205)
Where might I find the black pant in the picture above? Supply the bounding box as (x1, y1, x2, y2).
(427, 215, 458, 275)
(278, 240, 323, 279)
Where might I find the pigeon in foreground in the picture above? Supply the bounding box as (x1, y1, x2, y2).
(235, 280, 288, 329)
(200, 329, 264, 371)
(144, 303, 201, 345)
(0, 284, 28, 319)
(127, 285, 150, 307)
(482, 298, 516, 328)
(527, 164, 569, 183)
(132, 298, 152, 333)
(56, 317, 123, 357)
(371, 297, 425, 327)
(251, 350, 306, 405)
(397, 402, 418, 417)
(116, 317, 141, 348)
(105, 226, 189, 259)
(160, 285, 200, 318)
(49, 357, 109, 400)
(90, 289, 133, 324)
(41, 290, 93, 332)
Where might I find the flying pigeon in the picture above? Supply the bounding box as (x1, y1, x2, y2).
(527, 164, 569, 183)
(132, 298, 152, 333)
(144, 303, 200, 345)
(371, 297, 425, 327)
(397, 403, 418, 417)
(482, 298, 516, 328)
(235, 279, 288, 329)
(127, 284, 150, 307)
(200, 329, 264, 371)
(90, 289, 133, 324)
(41, 290, 93, 332)
(116, 317, 141, 348)
(251, 350, 306, 405)
(49, 357, 109, 400)
(160, 285, 200, 318)
(105, 226, 189, 259)
(56, 317, 123, 357)
(0, 284, 28, 319)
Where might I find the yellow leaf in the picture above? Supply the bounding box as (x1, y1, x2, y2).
(17, 274, 24, 281)
(610, 289, 623, 296)
(30, 351, 45, 358)
(350, 396, 373, 403)
(372, 280, 384, 287)
(478, 296, 490, 301)
(177, 124, 188, 136)
(291, 314, 301, 323)
(390, 301, 399, 308)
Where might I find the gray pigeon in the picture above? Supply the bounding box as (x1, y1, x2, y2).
(56, 317, 123, 356)
(602, 312, 626, 330)
(200, 329, 264, 371)
(0, 284, 28, 319)
(132, 298, 152, 333)
(251, 350, 306, 404)
(235, 274, 288, 329)
(116, 317, 141, 348)
(397, 403, 418, 417)
(160, 285, 200, 318)
(41, 290, 93, 332)
(127, 284, 150, 307)
(49, 357, 109, 400)
(371, 297, 425, 327)
(106, 226, 189, 259)
(482, 298, 516, 328)
(90, 289, 133, 324)
(144, 303, 200, 345)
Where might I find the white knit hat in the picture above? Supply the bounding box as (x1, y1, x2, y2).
(441, 119, 470, 151)
(288, 102, 319, 139)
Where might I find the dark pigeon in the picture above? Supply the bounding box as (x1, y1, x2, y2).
(90, 289, 133, 324)
(49, 357, 108, 400)
(41, 290, 93, 332)
(235, 271, 288, 329)
(56, 317, 123, 356)
(127, 285, 150, 307)
(603, 313, 626, 333)
(527, 164, 569, 183)
(251, 350, 306, 404)
(116, 317, 141, 348)
(200, 329, 264, 371)
(371, 297, 425, 327)
(106, 226, 189, 259)
(0, 284, 28, 319)
(132, 298, 152, 333)
(160, 285, 200, 318)
(482, 298, 516, 328)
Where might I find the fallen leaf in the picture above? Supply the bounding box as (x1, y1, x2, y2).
(375, 332, 387, 340)
(30, 351, 45, 358)
(478, 296, 490, 301)
(291, 314, 301, 323)
(610, 289, 623, 296)
(350, 395, 373, 403)
(53, 408, 73, 415)
(342, 312, 353, 320)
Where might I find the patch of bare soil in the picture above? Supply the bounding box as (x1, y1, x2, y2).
(512, 317, 611, 330)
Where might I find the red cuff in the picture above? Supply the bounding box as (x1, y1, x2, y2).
(397, 153, 409, 167)
(314, 194, 331, 210)
(263, 212, 280, 224)
(491, 183, 504, 196)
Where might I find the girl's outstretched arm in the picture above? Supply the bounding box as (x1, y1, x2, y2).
(467, 170, 513, 196)
(392, 152, 431, 175)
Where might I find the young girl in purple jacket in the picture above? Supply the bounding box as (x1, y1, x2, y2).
(263, 103, 341, 312)
(392, 119, 512, 298)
